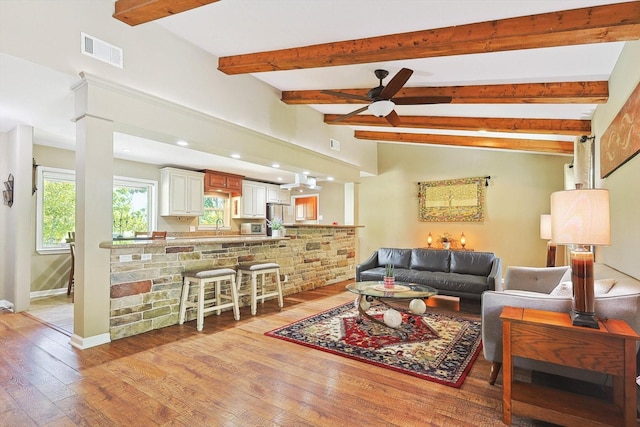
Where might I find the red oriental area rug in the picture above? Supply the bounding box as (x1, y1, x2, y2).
(265, 302, 482, 388)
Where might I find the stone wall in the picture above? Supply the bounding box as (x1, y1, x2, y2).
(107, 226, 357, 339)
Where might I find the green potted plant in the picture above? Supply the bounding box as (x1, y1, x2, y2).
(439, 233, 456, 250)
(266, 216, 284, 237)
(384, 263, 395, 288)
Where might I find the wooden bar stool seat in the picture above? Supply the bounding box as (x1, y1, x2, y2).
(179, 268, 239, 331)
(236, 262, 283, 315)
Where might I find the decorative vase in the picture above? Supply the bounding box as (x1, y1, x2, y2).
(443, 241, 451, 250)
(272, 229, 280, 238)
(383, 276, 395, 289)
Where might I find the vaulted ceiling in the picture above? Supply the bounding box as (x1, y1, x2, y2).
(113, 0, 640, 156)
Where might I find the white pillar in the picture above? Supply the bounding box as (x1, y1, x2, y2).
(71, 81, 113, 349)
(2, 125, 33, 312)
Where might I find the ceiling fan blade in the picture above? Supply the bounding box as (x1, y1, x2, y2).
(330, 105, 371, 122)
(321, 90, 371, 102)
(385, 110, 401, 127)
(379, 68, 413, 100)
(392, 96, 453, 105)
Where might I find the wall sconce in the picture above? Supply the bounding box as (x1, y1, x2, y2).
(3, 174, 14, 207)
(427, 232, 433, 248)
(460, 232, 466, 249)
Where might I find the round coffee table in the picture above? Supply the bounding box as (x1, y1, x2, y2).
(345, 281, 438, 338)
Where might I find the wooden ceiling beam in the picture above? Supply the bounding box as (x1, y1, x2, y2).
(113, 0, 220, 26)
(218, 3, 640, 74)
(283, 81, 608, 105)
(324, 115, 591, 136)
(354, 131, 574, 155)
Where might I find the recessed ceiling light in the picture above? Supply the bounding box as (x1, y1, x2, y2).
(177, 140, 189, 146)
(272, 163, 280, 168)
(303, 171, 309, 175)
(122, 148, 131, 153)
(277, 177, 283, 181)
(231, 153, 241, 159)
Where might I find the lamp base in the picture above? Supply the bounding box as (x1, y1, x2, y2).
(570, 310, 600, 329)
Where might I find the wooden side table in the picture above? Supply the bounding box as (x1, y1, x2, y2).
(500, 306, 639, 426)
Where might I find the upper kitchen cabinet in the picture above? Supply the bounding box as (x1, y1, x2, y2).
(202, 170, 243, 196)
(266, 184, 291, 205)
(160, 167, 204, 217)
(232, 181, 266, 218)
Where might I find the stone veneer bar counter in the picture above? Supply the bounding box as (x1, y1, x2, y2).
(100, 225, 359, 339)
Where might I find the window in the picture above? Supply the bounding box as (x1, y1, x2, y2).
(199, 194, 230, 229)
(37, 168, 76, 251)
(113, 177, 157, 238)
(36, 167, 157, 253)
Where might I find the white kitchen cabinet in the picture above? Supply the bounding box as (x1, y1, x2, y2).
(160, 167, 204, 216)
(266, 184, 291, 205)
(232, 181, 266, 218)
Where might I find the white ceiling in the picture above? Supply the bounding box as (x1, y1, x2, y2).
(0, 0, 633, 182)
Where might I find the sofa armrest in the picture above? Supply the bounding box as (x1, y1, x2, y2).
(486, 257, 502, 291)
(503, 265, 570, 293)
(481, 291, 573, 364)
(356, 251, 378, 282)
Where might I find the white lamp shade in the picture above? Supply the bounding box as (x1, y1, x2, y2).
(368, 100, 395, 117)
(540, 214, 552, 240)
(550, 189, 610, 245)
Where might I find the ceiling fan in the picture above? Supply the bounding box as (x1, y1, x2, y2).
(322, 68, 452, 126)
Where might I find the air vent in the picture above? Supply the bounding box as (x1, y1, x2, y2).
(81, 32, 123, 68)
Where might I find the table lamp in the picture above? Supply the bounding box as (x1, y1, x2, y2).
(551, 189, 610, 328)
(539, 214, 556, 267)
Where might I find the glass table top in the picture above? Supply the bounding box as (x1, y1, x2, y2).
(346, 281, 437, 299)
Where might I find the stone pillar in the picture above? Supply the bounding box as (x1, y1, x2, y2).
(71, 80, 113, 349)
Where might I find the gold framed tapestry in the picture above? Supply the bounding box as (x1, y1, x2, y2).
(600, 81, 640, 178)
(418, 177, 485, 222)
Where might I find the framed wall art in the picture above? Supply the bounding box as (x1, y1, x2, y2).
(600, 81, 640, 178)
(418, 176, 485, 222)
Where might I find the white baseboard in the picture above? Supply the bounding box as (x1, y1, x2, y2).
(30, 287, 68, 299)
(70, 333, 111, 350)
(0, 300, 14, 312)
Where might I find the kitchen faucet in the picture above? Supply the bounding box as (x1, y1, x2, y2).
(215, 218, 223, 235)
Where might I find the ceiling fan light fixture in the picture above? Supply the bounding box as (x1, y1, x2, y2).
(368, 100, 395, 117)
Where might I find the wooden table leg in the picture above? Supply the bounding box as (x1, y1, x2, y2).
(502, 320, 513, 425)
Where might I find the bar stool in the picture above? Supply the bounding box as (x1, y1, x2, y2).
(236, 262, 283, 315)
(179, 268, 239, 331)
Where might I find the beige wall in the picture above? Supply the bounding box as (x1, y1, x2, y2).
(358, 143, 569, 270)
(593, 41, 640, 279)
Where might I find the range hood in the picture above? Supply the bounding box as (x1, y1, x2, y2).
(280, 174, 322, 193)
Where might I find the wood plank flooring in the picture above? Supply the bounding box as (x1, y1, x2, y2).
(1, 282, 551, 426)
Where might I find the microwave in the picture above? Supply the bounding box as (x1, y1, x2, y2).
(240, 223, 266, 235)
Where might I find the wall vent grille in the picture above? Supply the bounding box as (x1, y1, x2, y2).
(81, 32, 123, 68)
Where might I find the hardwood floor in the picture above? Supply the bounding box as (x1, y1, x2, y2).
(1, 282, 550, 426)
(28, 293, 74, 335)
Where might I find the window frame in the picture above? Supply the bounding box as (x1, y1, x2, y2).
(36, 166, 157, 254)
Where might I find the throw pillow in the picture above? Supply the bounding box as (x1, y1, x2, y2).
(549, 279, 617, 297)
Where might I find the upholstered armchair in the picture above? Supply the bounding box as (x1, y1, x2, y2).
(482, 263, 640, 385)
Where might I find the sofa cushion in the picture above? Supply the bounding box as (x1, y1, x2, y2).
(550, 279, 617, 297)
(450, 251, 495, 276)
(377, 248, 412, 269)
(410, 249, 450, 272)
